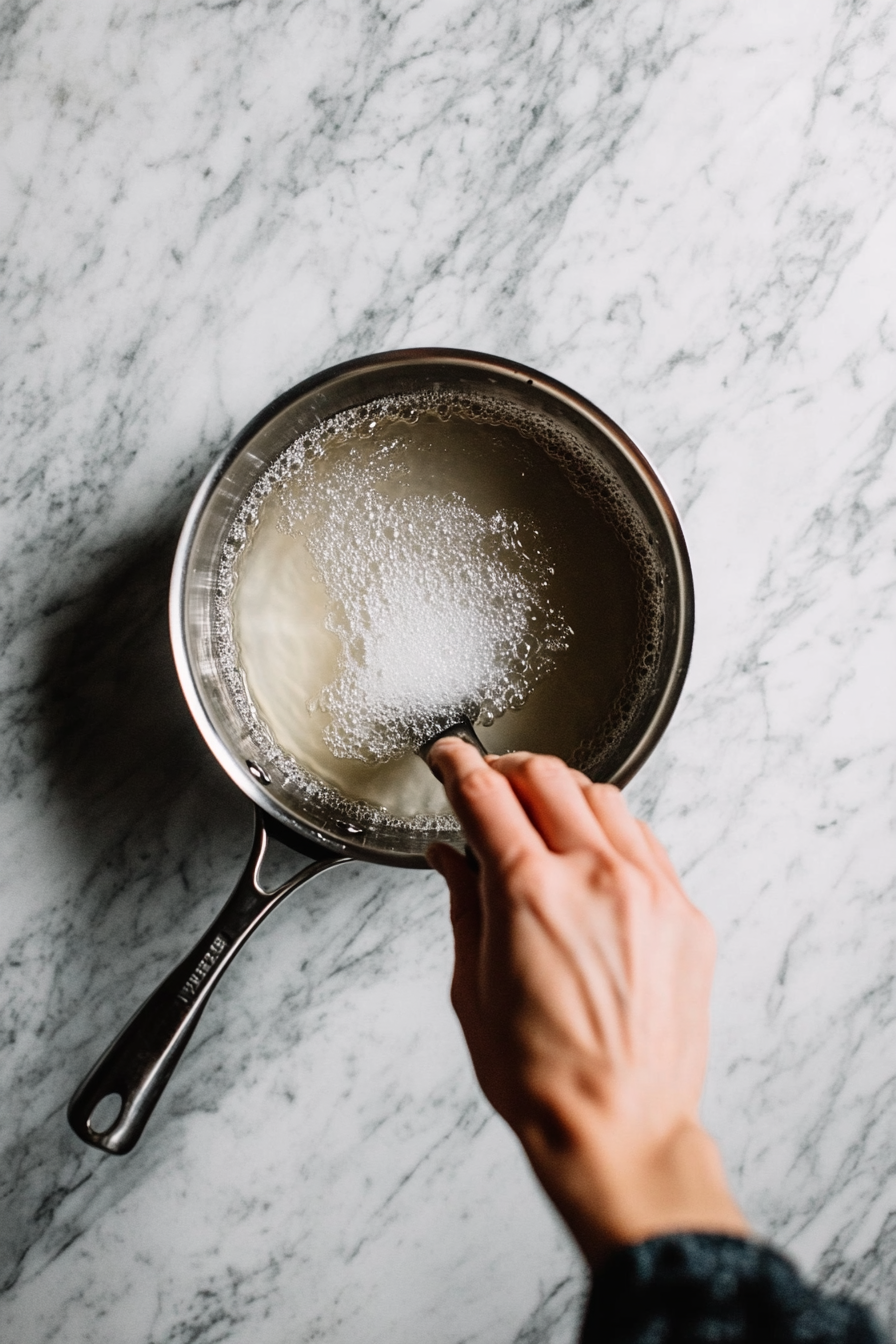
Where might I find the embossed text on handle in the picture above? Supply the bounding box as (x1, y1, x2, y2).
(176, 933, 230, 1003)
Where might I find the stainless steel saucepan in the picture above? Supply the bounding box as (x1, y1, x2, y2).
(68, 347, 695, 1154)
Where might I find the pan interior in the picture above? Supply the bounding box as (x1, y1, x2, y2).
(201, 383, 666, 855)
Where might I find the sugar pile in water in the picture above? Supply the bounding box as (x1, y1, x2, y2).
(283, 448, 570, 763)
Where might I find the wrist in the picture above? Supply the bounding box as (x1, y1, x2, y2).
(521, 1106, 749, 1267)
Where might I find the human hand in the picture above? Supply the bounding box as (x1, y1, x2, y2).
(426, 741, 748, 1265)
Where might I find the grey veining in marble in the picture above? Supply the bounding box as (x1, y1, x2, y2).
(1, 1, 895, 1340)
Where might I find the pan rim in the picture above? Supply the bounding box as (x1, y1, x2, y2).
(169, 346, 695, 866)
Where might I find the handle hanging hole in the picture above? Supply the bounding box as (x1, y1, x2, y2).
(88, 1093, 123, 1135)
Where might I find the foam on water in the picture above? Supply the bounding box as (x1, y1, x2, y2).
(215, 390, 666, 835)
(282, 448, 569, 763)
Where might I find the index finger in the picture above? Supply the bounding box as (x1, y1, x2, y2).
(427, 738, 546, 874)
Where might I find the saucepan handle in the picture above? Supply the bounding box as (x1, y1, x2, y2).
(68, 809, 349, 1155)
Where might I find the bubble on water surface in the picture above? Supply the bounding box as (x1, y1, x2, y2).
(282, 451, 570, 763)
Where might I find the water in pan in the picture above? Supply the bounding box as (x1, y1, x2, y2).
(286, 446, 570, 762)
(216, 392, 663, 834)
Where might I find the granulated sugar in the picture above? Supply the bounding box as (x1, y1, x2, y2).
(288, 451, 567, 763)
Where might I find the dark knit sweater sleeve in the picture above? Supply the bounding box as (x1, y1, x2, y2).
(580, 1234, 885, 1343)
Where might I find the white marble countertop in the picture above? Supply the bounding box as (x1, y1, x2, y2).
(2, 2, 895, 1340)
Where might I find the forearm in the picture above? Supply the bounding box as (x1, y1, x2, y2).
(520, 1107, 748, 1267)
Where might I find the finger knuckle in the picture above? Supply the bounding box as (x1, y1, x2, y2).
(500, 849, 551, 899)
(592, 847, 630, 888)
(519, 754, 567, 788)
(457, 766, 504, 805)
(606, 864, 657, 921)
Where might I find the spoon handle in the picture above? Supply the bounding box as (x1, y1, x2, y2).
(417, 716, 488, 766)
